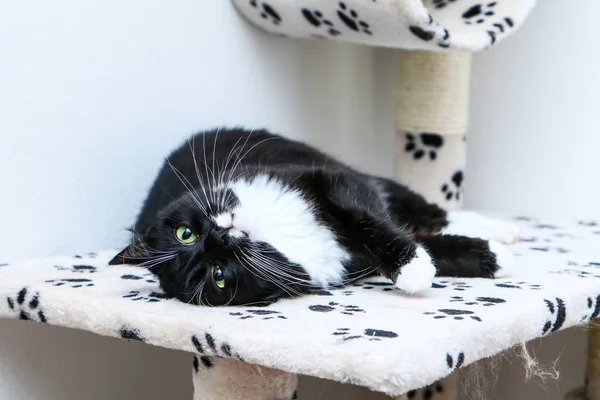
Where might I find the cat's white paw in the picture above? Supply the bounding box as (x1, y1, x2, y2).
(443, 211, 519, 244)
(489, 240, 516, 278)
(394, 247, 436, 294)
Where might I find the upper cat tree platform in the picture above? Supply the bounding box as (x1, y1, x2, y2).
(232, 0, 537, 51)
(2, 215, 599, 399)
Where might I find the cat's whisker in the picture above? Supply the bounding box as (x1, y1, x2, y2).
(212, 128, 221, 209)
(201, 132, 218, 210)
(242, 250, 307, 295)
(224, 130, 255, 192)
(189, 137, 213, 216)
(227, 137, 280, 187)
(237, 250, 301, 298)
(224, 269, 240, 306)
(245, 249, 314, 289)
(217, 134, 246, 210)
(166, 159, 210, 218)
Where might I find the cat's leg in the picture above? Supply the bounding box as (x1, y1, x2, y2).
(375, 177, 519, 243)
(441, 211, 519, 244)
(310, 173, 436, 293)
(417, 234, 515, 279)
(341, 211, 437, 293)
(373, 176, 449, 235)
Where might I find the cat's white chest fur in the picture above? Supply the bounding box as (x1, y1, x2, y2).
(214, 175, 349, 287)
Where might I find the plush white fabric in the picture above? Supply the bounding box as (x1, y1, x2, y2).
(1, 216, 599, 397)
(231, 0, 537, 51)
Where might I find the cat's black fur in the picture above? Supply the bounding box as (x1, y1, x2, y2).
(110, 128, 502, 306)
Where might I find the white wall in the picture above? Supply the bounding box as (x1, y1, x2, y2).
(466, 0, 600, 221)
(0, 1, 381, 399)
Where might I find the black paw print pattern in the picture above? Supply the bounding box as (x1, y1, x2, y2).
(72, 252, 97, 259)
(582, 295, 600, 322)
(407, 382, 445, 399)
(7, 288, 48, 323)
(121, 273, 157, 283)
(193, 355, 215, 372)
(122, 290, 170, 303)
(542, 298, 566, 335)
(409, 15, 451, 48)
(309, 301, 366, 315)
(192, 332, 244, 361)
(302, 9, 341, 37)
(446, 351, 465, 371)
(250, 0, 282, 25)
(45, 278, 94, 288)
(229, 309, 288, 320)
(332, 327, 398, 342)
(432, 0, 457, 9)
(120, 326, 145, 342)
(423, 308, 482, 322)
(54, 264, 97, 274)
(495, 281, 542, 290)
(441, 170, 463, 201)
(433, 280, 472, 291)
(405, 132, 444, 160)
(336, 2, 372, 35)
(462, 2, 497, 24)
(358, 281, 395, 292)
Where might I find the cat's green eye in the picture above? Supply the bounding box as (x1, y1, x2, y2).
(213, 266, 225, 289)
(175, 226, 196, 244)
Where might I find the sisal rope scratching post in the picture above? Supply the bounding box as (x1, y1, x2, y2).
(395, 50, 471, 210)
(192, 357, 298, 400)
(393, 50, 471, 399)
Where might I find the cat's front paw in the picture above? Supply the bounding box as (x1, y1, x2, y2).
(394, 247, 436, 294)
(443, 211, 519, 244)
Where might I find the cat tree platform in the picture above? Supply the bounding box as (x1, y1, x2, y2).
(1, 215, 599, 399)
(232, 0, 537, 51)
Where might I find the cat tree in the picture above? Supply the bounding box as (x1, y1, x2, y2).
(6, 2, 600, 400)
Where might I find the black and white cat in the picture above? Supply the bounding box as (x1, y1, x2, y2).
(110, 128, 517, 306)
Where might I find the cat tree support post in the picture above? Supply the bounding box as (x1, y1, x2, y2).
(587, 322, 600, 399)
(192, 357, 298, 400)
(394, 50, 472, 399)
(395, 50, 471, 210)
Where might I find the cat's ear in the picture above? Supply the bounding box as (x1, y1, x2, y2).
(108, 226, 156, 266)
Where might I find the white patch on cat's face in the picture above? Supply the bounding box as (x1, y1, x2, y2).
(218, 175, 349, 287)
(213, 212, 245, 239)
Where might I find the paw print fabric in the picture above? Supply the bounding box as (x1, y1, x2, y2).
(232, 0, 538, 51)
(397, 132, 467, 210)
(1, 217, 599, 397)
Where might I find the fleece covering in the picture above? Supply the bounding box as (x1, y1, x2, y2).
(1, 216, 599, 398)
(231, 0, 537, 51)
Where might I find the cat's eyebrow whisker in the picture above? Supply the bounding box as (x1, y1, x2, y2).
(201, 132, 218, 209)
(224, 130, 254, 193)
(212, 128, 221, 209)
(166, 159, 210, 219)
(227, 136, 280, 188)
(188, 137, 214, 215)
(217, 134, 246, 209)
